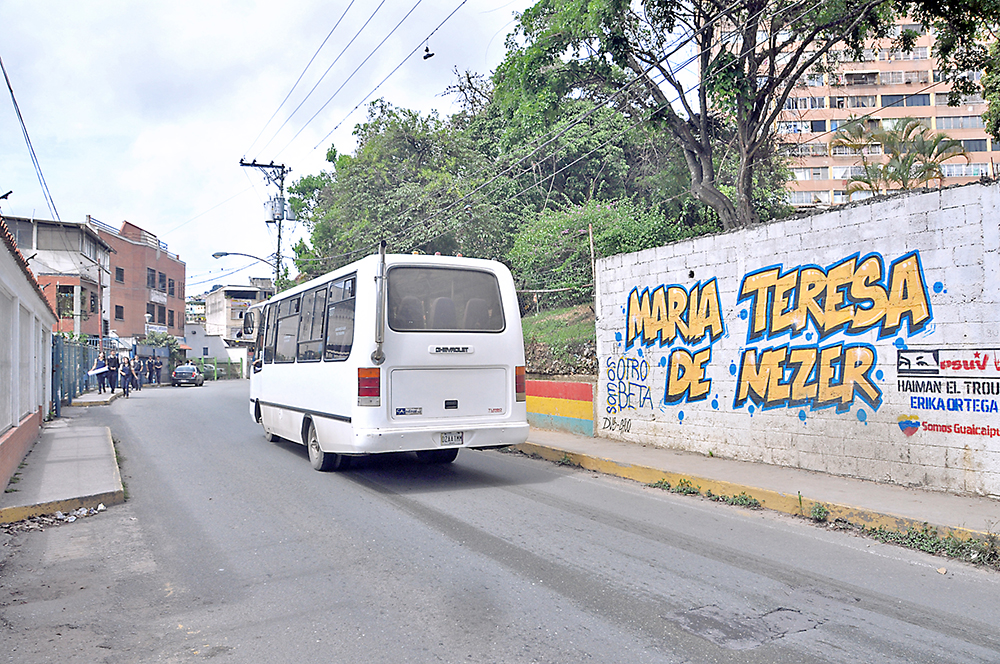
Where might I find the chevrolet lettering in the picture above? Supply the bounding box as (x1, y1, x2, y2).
(430, 345, 473, 354)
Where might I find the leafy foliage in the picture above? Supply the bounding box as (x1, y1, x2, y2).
(509, 199, 718, 307)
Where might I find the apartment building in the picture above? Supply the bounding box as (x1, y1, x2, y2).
(4, 216, 112, 338)
(779, 22, 992, 206)
(204, 278, 274, 340)
(91, 218, 186, 342)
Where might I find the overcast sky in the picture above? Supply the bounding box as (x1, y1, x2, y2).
(0, 1, 533, 296)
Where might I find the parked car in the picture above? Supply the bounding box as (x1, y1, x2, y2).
(172, 365, 205, 387)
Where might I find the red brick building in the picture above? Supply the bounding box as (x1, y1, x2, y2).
(91, 218, 186, 341)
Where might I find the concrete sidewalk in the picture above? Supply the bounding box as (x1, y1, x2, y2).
(515, 429, 999, 541)
(0, 418, 125, 524)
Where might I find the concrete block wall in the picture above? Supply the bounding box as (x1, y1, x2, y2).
(596, 183, 1000, 498)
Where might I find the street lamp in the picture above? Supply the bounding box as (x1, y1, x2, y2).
(212, 251, 277, 274)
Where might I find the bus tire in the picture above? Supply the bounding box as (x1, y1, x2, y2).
(416, 448, 459, 464)
(307, 422, 348, 471)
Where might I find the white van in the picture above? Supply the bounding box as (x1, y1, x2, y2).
(244, 248, 529, 470)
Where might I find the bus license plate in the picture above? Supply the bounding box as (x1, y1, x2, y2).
(441, 431, 463, 445)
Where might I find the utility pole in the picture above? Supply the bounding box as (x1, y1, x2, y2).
(239, 159, 291, 286)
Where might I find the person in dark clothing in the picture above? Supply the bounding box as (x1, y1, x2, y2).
(106, 353, 119, 393)
(119, 358, 134, 398)
(147, 358, 156, 385)
(91, 353, 107, 394)
(135, 357, 144, 391)
(153, 357, 163, 385)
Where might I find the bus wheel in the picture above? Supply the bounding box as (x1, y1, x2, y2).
(307, 422, 348, 471)
(416, 448, 459, 464)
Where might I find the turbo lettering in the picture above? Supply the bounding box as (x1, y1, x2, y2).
(625, 279, 725, 349)
(734, 342, 881, 412)
(737, 252, 931, 342)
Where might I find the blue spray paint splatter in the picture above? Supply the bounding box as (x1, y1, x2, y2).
(857, 409, 868, 425)
(894, 338, 908, 350)
(659, 356, 667, 367)
(678, 410, 685, 423)
(615, 332, 622, 342)
(729, 362, 737, 376)
(876, 369, 884, 381)
(712, 398, 719, 410)
(739, 309, 748, 320)
(806, 332, 813, 341)
(798, 410, 807, 422)
(748, 405, 755, 416)
(933, 281, 944, 294)
(637, 347, 644, 358)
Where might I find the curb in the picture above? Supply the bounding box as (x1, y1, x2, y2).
(514, 441, 991, 542)
(71, 392, 123, 407)
(0, 428, 126, 525)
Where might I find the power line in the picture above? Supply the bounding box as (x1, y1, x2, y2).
(276, 0, 430, 157)
(255, 0, 390, 159)
(1, 54, 60, 221)
(245, 0, 358, 158)
(312, 0, 471, 150)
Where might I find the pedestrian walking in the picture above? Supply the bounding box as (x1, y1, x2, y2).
(135, 357, 144, 391)
(119, 358, 134, 398)
(153, 357, 163, 385)
(91, 352, 108, 394)
(106, 353, 119, 393)
(147, 357, 156, 385)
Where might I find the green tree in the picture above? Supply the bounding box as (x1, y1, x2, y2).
(493, 0, 991, 230)
(144, 331, 183, 368)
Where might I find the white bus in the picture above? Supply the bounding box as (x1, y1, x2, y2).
(244, 247, 529, 470)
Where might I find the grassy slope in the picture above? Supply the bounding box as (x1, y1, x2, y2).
(520, 304, 597, 377)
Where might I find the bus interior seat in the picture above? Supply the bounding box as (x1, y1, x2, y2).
(429, 297, 457, 329)
(396, 296, 425, 329)
(463, 298, 490, 330)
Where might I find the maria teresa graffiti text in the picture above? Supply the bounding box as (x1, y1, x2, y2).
(737, 252, 931, 342)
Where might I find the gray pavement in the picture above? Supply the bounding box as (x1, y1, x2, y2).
(2, 391, 997, 542)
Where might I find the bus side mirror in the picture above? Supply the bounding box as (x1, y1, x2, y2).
(243, 311, 256, 336)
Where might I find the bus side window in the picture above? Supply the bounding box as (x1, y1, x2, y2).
(324, 276, 355, 361)
(262, 304, 276, 363)
(274, 296, 300, 363)
(297, 287, 326, 362)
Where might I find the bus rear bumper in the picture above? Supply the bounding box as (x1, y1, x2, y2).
(350, 420, 530, 454)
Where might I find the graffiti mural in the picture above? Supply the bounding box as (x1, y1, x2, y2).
(614, 251, 935, 417)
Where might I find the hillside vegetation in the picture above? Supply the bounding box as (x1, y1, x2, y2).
(521, 304, 597, 377)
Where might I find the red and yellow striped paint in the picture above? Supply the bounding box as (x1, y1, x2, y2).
(526, 380, 595, 437)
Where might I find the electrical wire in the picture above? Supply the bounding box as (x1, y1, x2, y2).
(244, 0, 358, 158)
(312, 0, 471, 150)
(1, 54, 60, 221)
(254, 0, 390, 159)
(276, 0, 429, 157)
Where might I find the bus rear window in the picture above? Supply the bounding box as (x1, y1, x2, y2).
(387, 267, 505, 332)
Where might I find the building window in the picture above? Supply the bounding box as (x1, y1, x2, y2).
(787, 190, 831, 205)
(844, 72, 877, 86)
(809, 97, 825, 109)
(783, 97, 809, 110)
(157, 305, 166, 324)
(168, 310, 175, 327)
(963, 139, 988, 152)
(147, 268, 156, 289)
(942, 163, 990, 177)
(905, 94, 930, 106)
(203, 347, 209, 357)
(168, 279, 175, 297)
(158, 272, 167, 292)
(147, 302, 156, 319)
(115, 305, 124, 320)
(882, 94, 905, 108)
(938, 115, 986, 130)
(791, 167, 829, 181)
(115, 267, 125, 283)
(810, 119, 826, 133)
(90, 292, 98, 314)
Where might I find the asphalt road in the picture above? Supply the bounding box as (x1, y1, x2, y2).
(2, 380, 999, 663)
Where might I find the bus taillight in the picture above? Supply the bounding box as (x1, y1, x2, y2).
(515, 366, 526, 402)
(358, 367, 380, 406)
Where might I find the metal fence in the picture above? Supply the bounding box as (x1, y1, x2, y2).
(189, 357, 244, 380)
(52, 335, 99, 414)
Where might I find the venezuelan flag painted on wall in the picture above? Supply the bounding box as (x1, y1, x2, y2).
(526, 380, 594, 437)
